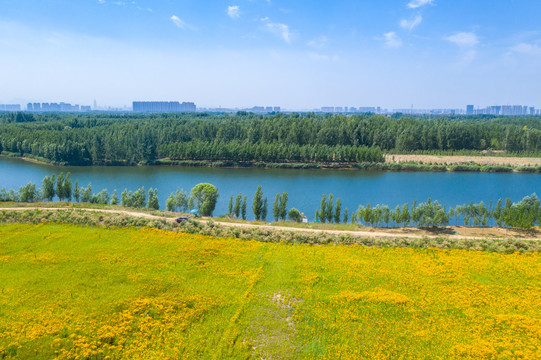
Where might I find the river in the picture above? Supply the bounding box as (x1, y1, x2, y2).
(1, 157, 540, 220)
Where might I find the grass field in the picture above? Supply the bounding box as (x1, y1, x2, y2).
(386, 154, 541, 167)
(1, 223, 540, 359)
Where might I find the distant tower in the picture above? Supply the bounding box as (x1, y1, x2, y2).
(93, 99, 97, 110)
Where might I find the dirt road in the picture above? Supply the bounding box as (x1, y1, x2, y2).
(2, 207, 540, 241)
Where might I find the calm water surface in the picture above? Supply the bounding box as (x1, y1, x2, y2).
(1, 157, 540, 220)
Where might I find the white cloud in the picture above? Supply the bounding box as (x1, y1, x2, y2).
(445, 32, 479, 47)
(227, 6, 240, 19)
(511, 43, 541, 56)
(400, 15, 422, 31)
(265, 23, 291, 43)
(445, 33, 479, 67)
(407, 0, 434, 9)
(170, 15, 194, 30)
(98, 0, 106, 3)
(383, 32, 402, 48)
(307, 36, 327, 48)
(307, 52, 339, 62)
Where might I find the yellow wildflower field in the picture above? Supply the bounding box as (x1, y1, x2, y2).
(0, 223, 540, 359)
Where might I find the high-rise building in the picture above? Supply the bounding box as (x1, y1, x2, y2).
(133, 101, 180, 113)
(0, 104, 21, 111)
(489, 106, 502, 115)
(358, 107, 376, 113)
(466, 105, 474, 115)
(181, 102, 197, 112)
(133, 101, 196, 113)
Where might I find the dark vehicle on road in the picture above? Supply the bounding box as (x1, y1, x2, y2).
(175, 216, 190, 223)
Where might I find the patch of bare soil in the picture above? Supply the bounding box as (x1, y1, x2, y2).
(385, 154, 541, 167)
(452, 226, 541, 239)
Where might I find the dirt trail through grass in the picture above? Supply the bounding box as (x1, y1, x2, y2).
(2, 207, 541, 241)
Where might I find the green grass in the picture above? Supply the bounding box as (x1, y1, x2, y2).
(1, 223, 541, 359)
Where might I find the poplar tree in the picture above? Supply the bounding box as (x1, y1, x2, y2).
(261, 198, 268, 222)
(319, 194, 327, 223)
(41, 175, 56, 201)
(56, 172, 66, 201)
(252, 186, 264, 220)
(63, 173, 72, 201)
(326, 194, 334, 223)
(81, 183, 92, 203)
(273, 194, 280, 221)
(166, 194, 176, 211)
(121, 189, 132, 207)
(228, 195, 233, 215)
(279, 193, 288, 220)
(147, 188, 159, 210)
(234, 194, 242, 218)
(241, 195, 247, 220)
(73, 180, 80, 202)
(400, 204, 410, 226)
(173, 189, 188, 211)
(334, 198, 342, 224)
(111, 190, 119, 205)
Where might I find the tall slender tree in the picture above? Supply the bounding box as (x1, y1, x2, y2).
(334, 198, 342, 224)
(326, 194, 334, 223)
(280, 193, 288, 220)
(261, 198, 268, 222)
(319, 194, 327, 223)
(73, 180, 80, 202)
(41, 175, 56, 201)
(228, 195, 234, 215)
(252, 186, 264, 220)
(241, 195, 247, 220)
(273, 193, 280, 221)
(234, 194, 242, 218)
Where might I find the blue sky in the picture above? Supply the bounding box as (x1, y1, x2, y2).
(1, 0, 540, 109)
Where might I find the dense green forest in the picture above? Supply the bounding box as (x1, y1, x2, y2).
(0, 112, 540, 165)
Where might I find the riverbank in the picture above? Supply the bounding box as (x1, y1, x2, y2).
(2, 203, 541, 253)
(3, 151, 541, 173)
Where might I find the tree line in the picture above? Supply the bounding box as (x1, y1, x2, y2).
(2, 173, 541, 229)
(2, 112, 541, 166)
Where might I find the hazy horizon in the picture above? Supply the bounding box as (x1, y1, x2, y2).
(1, 0, 541, 109)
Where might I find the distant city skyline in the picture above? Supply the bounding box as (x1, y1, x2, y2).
(1, 1, 541, 109)
(3, 100, 540, 116)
